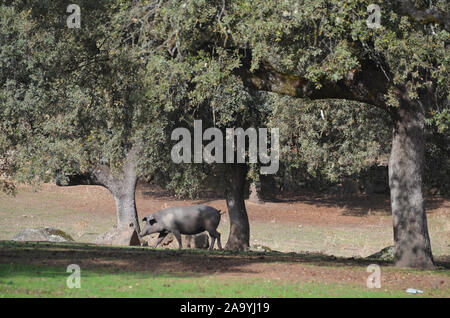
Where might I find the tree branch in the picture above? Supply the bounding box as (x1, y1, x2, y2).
(236, 59, 390, 108)
(397, 0, 449, 31)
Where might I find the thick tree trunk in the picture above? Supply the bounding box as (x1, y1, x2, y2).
(389, 98, 435, 269)
(57, 144, 141, 233)
(225, 164, 250, 251)
(109, 171, 139, 231)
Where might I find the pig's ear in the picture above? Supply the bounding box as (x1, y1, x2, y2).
(142, 217, 147, 222)
(149, 218, 157, 225)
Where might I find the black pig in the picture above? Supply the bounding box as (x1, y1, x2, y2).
(139, 205, 222, 250)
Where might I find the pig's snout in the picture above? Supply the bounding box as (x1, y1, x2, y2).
(138, 224, 149, 238)
(138, 228, 148, 238)
(139, 217, 149, 237)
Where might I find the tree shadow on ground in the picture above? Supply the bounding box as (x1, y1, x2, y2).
(137, 183, 448, 218)
(138, 183, 223, 204)
(0, 241, 448, 281)
(262, 193, 448, 217)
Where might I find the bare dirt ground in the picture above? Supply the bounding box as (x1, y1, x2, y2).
(1, 183, 448, 255)
(0, 183, 449, 295)
(19, 182, 447, 227)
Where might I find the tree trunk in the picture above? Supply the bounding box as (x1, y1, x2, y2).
(389, 97, 435, 269)
(110, 171, 139, 231)
(225, 164, 250, 251)
(57, 144, 141, 233)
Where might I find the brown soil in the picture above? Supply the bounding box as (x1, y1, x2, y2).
(1, 242, 448, 294)
(38, 182, 449, 227)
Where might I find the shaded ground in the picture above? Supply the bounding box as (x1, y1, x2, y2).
(0, 241, 449, 297)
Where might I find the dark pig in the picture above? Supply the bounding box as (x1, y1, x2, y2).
(139, 205, 222, 250)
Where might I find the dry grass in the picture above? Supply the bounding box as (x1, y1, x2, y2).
(0, 183, 448, 258)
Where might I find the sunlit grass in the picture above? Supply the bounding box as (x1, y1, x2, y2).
(0, 263, 439, 298)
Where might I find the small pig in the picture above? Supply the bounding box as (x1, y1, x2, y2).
(139, 205, 222, 250)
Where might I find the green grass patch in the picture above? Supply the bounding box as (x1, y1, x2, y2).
(0, 263, 436, 298)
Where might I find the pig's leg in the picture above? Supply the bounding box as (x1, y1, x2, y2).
(172, 230, 182, 250)
(153, 231, 168, 248)
(216, 232, 222, 250)
(209, 235, 216, 251)
(208, 230, 222, 250)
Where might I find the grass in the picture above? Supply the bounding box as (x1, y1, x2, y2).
(236, 219, 449, 257)
(0, 263, 441, 298)
(0, 186, 115, 243)
(0, 241, 448, 298)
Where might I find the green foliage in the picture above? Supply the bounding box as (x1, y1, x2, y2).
(1, 0, 448, 196)
(0, 1, 151, 187)
(269, 95, 391, 184)
(134, 0, 448, 105)
(424, 118, 450, 194)
(127, 0, 447, 193)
